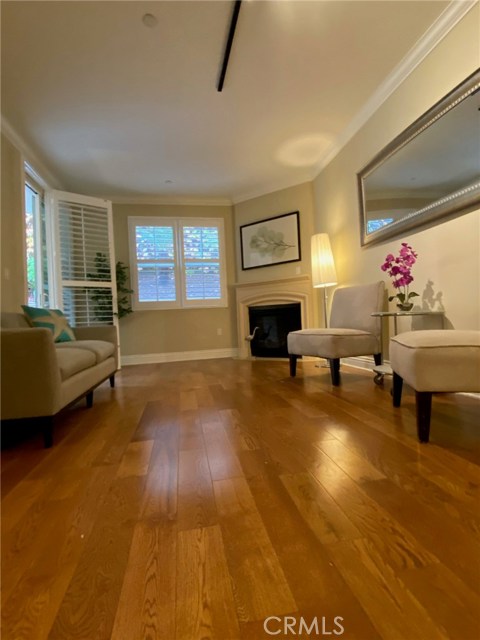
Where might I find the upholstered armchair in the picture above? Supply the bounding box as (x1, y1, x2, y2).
(287, 281, 385, 385)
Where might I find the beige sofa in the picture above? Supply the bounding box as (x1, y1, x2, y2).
(1, 312, 118, 447)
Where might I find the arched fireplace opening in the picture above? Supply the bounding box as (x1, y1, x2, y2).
(248, 302, 301, 357)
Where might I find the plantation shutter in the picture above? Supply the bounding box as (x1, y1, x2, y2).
(134, 222, 178, 304)
(181, 223, 223, 304)
(129, 217, 227, 309)
(51, 191, 118, 327)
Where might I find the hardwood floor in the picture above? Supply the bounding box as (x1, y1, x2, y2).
(2, 358, 479, 640)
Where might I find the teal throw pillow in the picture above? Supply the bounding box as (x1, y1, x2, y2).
(21, 305, 75, 343)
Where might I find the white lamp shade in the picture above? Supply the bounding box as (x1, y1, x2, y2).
(311, 233, 337, 288)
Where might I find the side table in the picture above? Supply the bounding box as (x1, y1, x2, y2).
(371, 310, 445, 384)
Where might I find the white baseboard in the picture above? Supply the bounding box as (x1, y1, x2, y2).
(121, 347, 239, 366)
(342, 356, 385, 371)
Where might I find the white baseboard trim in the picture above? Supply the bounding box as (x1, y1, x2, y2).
(121, 348, 239, 366)
(342, 356, 385, 371)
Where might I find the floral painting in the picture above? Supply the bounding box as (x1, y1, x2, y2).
(240, 211, 301, 270)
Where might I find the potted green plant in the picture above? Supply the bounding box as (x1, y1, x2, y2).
(88, 252, 134, 320)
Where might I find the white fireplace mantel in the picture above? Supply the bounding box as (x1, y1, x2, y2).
(234, 275, 316, 359)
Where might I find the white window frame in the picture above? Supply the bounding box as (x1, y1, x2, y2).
(24, 180, 43, 305)
(128, 216, 228, 310)
(23, 164, 55, 307)
(49, 190, 118, 328)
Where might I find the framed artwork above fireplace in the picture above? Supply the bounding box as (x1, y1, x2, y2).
(240, 211, 301, 270)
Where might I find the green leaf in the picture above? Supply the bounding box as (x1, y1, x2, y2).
(87, 253, 134, 320)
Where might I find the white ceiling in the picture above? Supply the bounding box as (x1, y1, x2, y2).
(1, 0, 459, 204)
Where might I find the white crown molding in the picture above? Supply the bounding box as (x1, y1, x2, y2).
(312, 0, 477, 177)
(3, 1, 474, 208)
(232, 1, 476, 205)
(1, 116, 63, 189)
(121, 347, 238, 366)
(107, 195, 233, 207)
(232, 174, 313, 205)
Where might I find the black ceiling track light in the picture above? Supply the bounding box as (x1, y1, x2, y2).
(217, 0, 242, 92)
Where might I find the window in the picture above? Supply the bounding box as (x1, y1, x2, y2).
(22, 172, 118, 330)
(366, 218, 394, 234)
(24, 170, 50, 306)
(129, 217, 228, 309)
(53, 191, 117, 326)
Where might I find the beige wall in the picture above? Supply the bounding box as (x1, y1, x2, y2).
(313, 7, 480, 332)
(233, 181, 320, 325)
(114, 182, 318, 356)
(234, 181, 315, 283)
(112, 203, 237, 356)
(1, 133, 25, 312)
(3, 8, 478, 349)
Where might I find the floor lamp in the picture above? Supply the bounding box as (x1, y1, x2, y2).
(311, 233, 337, 327)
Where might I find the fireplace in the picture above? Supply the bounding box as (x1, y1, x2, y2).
(235, 275, 317, 359)
(248, 303, 301, 357)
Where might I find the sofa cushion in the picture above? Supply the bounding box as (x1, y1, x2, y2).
(55, 348, 96, 381)
(55, 339, 115, 364)
(22, 305, 75, 343)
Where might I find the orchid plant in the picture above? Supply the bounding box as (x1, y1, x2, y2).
(381, 242, 419, 310)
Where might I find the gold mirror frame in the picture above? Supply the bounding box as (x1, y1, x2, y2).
(358, 69, 480, 246)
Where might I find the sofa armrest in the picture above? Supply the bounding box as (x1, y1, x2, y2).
(73, 325, 119, 368)
(0, 328, 62, 419)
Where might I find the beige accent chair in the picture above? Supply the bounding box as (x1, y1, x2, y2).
(390, 330, 480, 442)
(1, 312, 118, 447)
(287, 281, 385, 385)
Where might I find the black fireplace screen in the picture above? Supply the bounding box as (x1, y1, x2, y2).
(248, 303, 301, 357)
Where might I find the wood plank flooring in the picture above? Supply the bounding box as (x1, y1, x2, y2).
(2, 358, 480, 639)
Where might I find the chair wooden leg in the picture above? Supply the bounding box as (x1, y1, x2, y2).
(109, 374, 115, 388)
(289, 355, 298, 377)
(86, 391, 94, 408)
(392, 372, 403, 407)
(373, 353, 382, 366)
(329, 358, 340, 386)
(416, 391, 432, 443)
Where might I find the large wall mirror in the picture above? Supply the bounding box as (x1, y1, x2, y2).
(358, 68, 480, 246)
